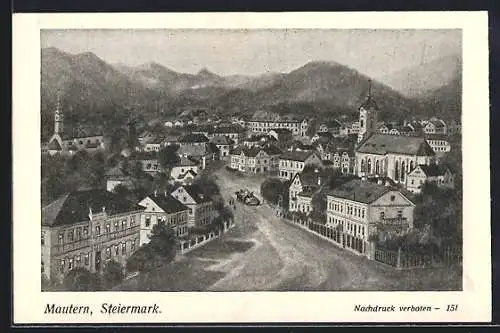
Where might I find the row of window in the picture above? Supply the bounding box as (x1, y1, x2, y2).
(144, 213, 187, 227)
(327, 216, 366, 238)
(251, 122, 300, 128)
(280, 161, 304, 169)
(53, 252, 91, 273)
(328, 201, 366, 219)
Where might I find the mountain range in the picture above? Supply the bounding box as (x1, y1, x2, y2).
(40, 47, 461, 140)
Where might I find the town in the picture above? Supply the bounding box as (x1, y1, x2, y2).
(40, 78, 463, 292)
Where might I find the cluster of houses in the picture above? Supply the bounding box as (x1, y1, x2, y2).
(42, 83, 461, 279)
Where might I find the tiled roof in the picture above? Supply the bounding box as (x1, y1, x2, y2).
(177, 169, 198, 179)
(418, 164, 451, 177)
(178, 133, 209, 143)
(210, 125, 245, 134)
(428, 120, 445, 128)
(178, 145, 207, 157)
(280, 150, 315, 162)
(211, 135, 235, 145)
(294, 170, 323, 187)
(263, 145, 282, 155)
(176, 156, 198, 167)
(42, 190, 144, 227)
(328, 179, 398, 204)
(105, 166, 129, 178)
(146, 194, 189, 214)
(176, 184, 212, 204)
(356, 134, 435, 156)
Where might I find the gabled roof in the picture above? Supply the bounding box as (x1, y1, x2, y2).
(210, 125, 246, 134)
(105, 166, 130, 178)
(427, 120, 446, 128)
(174, 184, 212, 204)
(293, 170, 323, 188)
(211, 135, 235, 145)
(42, 190, 144, 227)
(178, 133, 209, 143)
(280, 150, 316, 162)
(327, 179, 413, 205)
(175, 156, 198, 167)
(145, 194, 189, 214)
(177, 169, 198, 179)
(263, 145, 282, 155)
(356, 133, 435, 156)
(417, 164, 452, 177)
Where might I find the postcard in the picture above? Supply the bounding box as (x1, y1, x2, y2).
(12, 11, 491, 324)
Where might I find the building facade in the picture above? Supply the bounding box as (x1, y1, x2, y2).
(405, 164, 456, 194)
(229, 146, 282, 174)
(170, 185, 217, 228)
(278, 151, 323, 180)
(41, 190, 144, 283)
(137, 193, 189, 245)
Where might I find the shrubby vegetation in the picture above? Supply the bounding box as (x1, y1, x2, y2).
(63, 267, 102, 291)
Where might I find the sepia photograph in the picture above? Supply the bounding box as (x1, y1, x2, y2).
(40, 28, 463, 292)
(12, 11, 490, 324)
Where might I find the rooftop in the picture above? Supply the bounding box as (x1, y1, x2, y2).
(144, 193, 189, 214)
(328, 179, 398, 204)
(280, 150, 316, 162)
(42, 189, 144, 227)
(356, 133, 435, 156)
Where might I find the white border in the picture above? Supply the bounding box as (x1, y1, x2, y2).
(12, 12, 491, 324)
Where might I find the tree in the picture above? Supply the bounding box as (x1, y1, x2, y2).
(309, 190, 327, 223)
(126, 244, 161, 273)
(158, 144, 180, 170)
(260, 178, 287, 206)
(148, 221, 178, 263)
(63, 267, 102, 291)
(102, 259, 124, 289)
(192, 176, 220, 198)
(306, 118, 318, 138)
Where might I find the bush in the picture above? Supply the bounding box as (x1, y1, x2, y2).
(63, 267, 102, 291)
(126, 244, 162, 273)
(102, 259, 124, 289)
(148, 221, 178, 263)
(260, 177, 288, 207)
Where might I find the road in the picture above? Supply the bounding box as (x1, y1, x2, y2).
(116, 168, 461, 291)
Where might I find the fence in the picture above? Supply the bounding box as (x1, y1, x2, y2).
(374, 244, 462, 269)
(178, 219, 235, 254)
(284, 213, 462, 270)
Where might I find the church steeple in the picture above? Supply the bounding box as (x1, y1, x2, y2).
(54, 92, 64, 135)
(357, 80, 379, 143)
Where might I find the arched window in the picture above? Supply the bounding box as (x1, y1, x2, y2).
(401, 161, 406, 182)
(367, 159, 372, 174)
(375, 160, 380, 174)
(360, 159, 366, 172)
(410, 160, 414, 171)
(395, 160, 399, 180)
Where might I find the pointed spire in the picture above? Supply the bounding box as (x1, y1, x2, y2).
(367, 79, 372, 99)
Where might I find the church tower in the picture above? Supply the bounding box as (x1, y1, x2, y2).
(357, 80, 379, 143)
(54, 92, 64, 135)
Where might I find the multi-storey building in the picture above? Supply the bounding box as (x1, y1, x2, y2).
(423, 119, 447, 135)
(248, 117, 309, 137)
(105, 166, 133, 192)
(210, 135, 235, 158)
(170, 157, 199, 183)
(229, 146, 282, 173)
(207, 125, 246, 144)
(326, 179, 415, 256)
(425, 134, 451, 154)
(170, 185, 217, 228)
(278, 151, 323, 180)
(288, 170, 323, 214)
(41, 189, 144, 283)
(138, 192, 190, 245)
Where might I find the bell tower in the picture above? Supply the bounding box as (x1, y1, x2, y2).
(357, 80, 379, 143)
(54, 92, 64, 135)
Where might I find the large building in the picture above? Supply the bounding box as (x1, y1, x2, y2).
(170, 185, 217, 228)
(278, 151, 323, 180)
(288, 170, 323, 214)
(248, 117, 309, 137)
(229, 146, 282, 173)
(46, 95, 105, 156)
(357, 81, 379, 143)
(326, 179, 415, 256)
(138, 192, 190, 245)
(355, 134, 436, 185)
(405, 164, 456, 194)
(41, 190, 144, 283)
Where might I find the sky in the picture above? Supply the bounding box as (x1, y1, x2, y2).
(41, 29, 461, 79)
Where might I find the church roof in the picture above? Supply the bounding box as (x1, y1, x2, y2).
(356, 133, 435, 156)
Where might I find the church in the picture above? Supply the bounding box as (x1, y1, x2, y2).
(46, 94, 105, 156)
(354, 82, 436, 185)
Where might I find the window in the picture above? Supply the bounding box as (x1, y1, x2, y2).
(122, 243, 126, 255)
(390, 195, 395, 202)
(122, 220, 127, 229)
(76, 227, 81, 240)
(68, 258, 74, 270)
(76, 255, 81, 264)
(105, 223, 110, 233)
(95, 225, 101, 236)
(41, 231, 45, 245)
(131, 239, 136, 251)
(83, 226, 88, 237)
(60, 259, 65, 272)
(115, 244, 119, 256)
(114, 221, 119, 231)
(397, 210, 403, 219)
(67, 229, 74, 242)
(58, 233, 64, 245)
(380, 211, 385, 220)
(130, 216, 136, 226)
(145, 216, 151, 227)
(106, 247, 111, 259)
(84, 253, 89, 265)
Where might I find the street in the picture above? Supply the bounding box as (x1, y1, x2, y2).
(116, 168, 462, 291)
